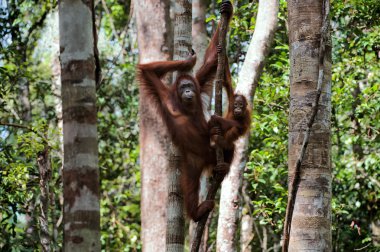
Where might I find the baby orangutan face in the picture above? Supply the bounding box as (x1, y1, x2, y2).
(233, 95, 247, 119)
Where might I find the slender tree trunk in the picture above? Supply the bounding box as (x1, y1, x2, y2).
(19, 79, 32, 122)
(262, 226, 268, 252)
(25, 199, 37, 247)
(216, 1, 279, 251)
(59, 0, 101, 250)
(351, 81, 363, 159)
(37, 146, 52, 252)
(192, 0, 211, 120)
(52, 44, 63, 160)
(372, 220, 380, 247)
(19, 47, 32, 122)
(173, 1, 192, 62)
(166, 1, 192, 251)
(192, 0, 208, 73)
(51, 26, 63, 247)
(286, 0, 332, 250)
(166, 144, 184, 251)
(189, 0, 210, 245)
(18, 19, 34, 242)
(200, 211, 213, 252)
(135, 0, 173, 251)
(241, 214, 253, 252)
(241, 181, 253, 252)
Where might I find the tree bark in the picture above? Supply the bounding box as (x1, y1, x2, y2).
(135, 0, 173, 251)
(192, 0, 208, 73)
(240, 213, 253, 252)
(216, 1, 279, 251)
(51, 23, 63, 247)
(189, 0, 210, 245)
(59, 0, 101, 250)
(37, 147, 52, 252)
(193, 0, 212, 120)
(240, 181, 253, 252)
(285, 0, 332, 250)
(19, 79, 32, 122)
(166, 1, 192, 251)
(372, 220, 380, 247)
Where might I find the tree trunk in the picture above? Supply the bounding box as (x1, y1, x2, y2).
(286, 0, 332, 250)
(166, 1, 192, 251)
(216, 1, 279, 251)
(51, 26, 63, 247)
(192, 0, 208, 73)
(59, 0, 101, 250)
(240, 181, 253, 252)
(189, 0, 210, 245)
(37, 146, 52, 252)
(52, 39, 63, 161)
(19, 48, 32, 122)
(19, 79, 32, 122)
(372, 220, 380, 247)
(135, 0, 173, 251)
(240, 213, 253, 252)
(25, 199, 38, 247)
(193, 0, 211, 120)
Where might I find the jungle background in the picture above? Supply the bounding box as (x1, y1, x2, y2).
(0, 0, 379, 251)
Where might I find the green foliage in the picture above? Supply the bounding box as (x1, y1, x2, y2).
(96, 1, 141, 250)
(235, 1, 290, 247)
(330, 0, 380, 250)
(2, 0, 139, 249)
(230, 0, 380, 250)
(227, 1, 258, 75)
(0, 118, 62, 250)
(1, 1, 62, 250)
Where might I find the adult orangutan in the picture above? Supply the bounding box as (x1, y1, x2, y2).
(137, 1, 233, 222)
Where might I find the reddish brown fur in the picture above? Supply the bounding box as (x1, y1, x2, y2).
(138, 58, 215, 222)
(208, 74, 251, 169)
(206, 8, 251, 172)
(137, 1, 233, 222)
(221, 93, 251, 148)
